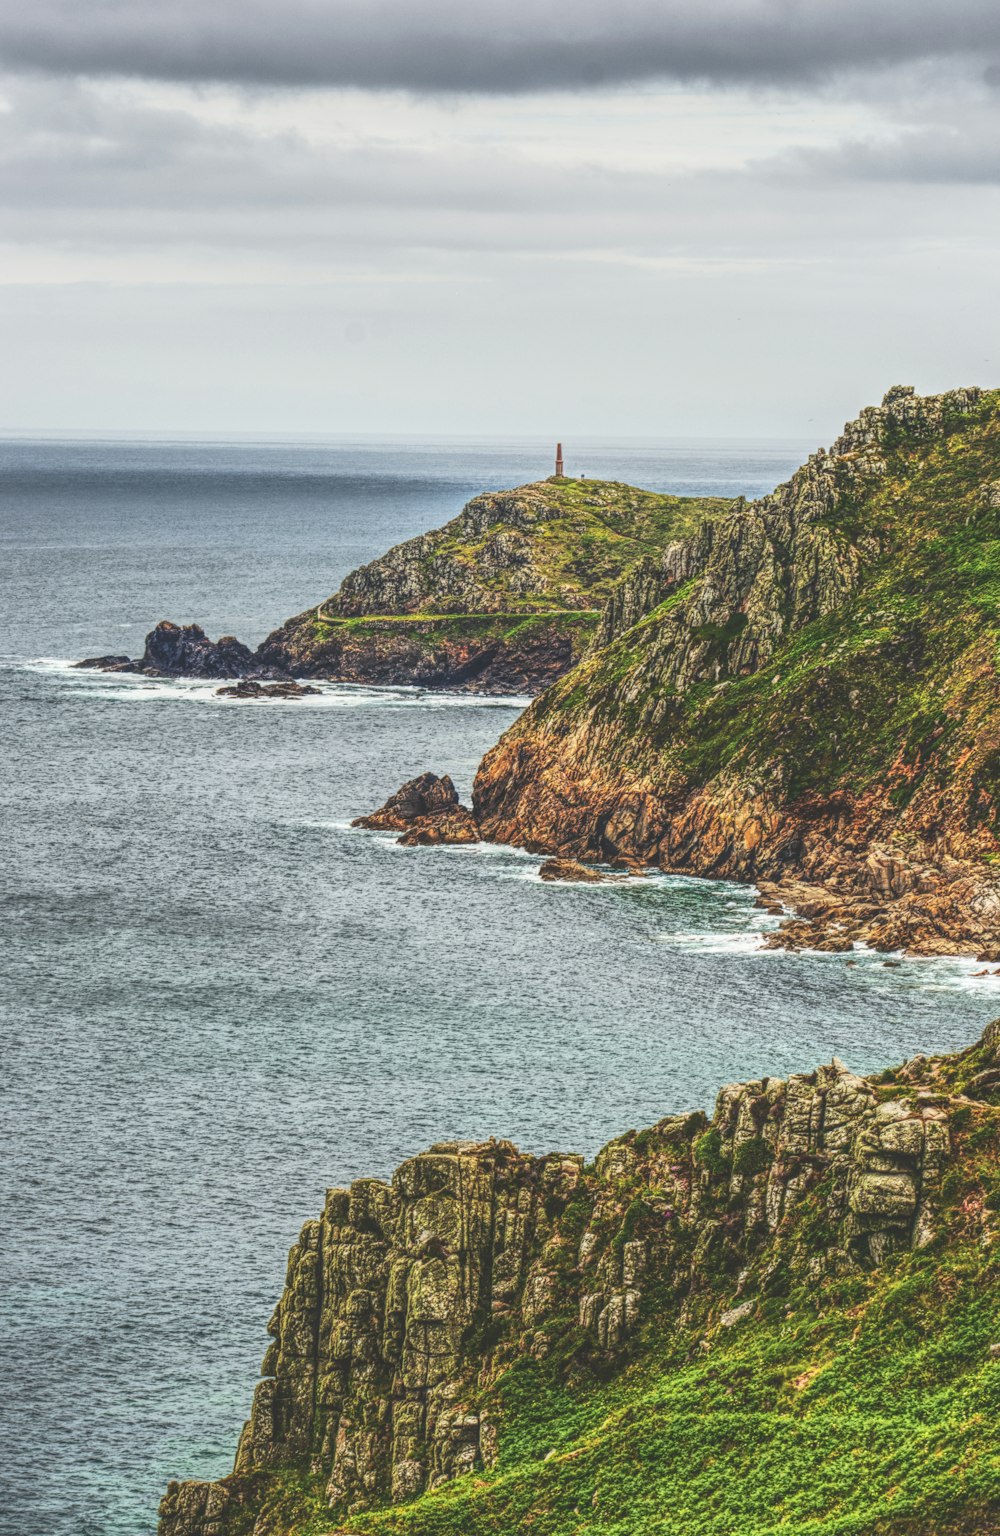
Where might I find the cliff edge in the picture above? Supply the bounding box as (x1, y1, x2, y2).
(77, 478, 729, 695)
(160, 1021, 1000, 1536)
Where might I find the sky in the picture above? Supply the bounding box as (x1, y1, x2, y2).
(0, 1, 998, 437)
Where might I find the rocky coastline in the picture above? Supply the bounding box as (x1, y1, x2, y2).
(76, 478, 731, 694)
(75, 620, 293, 682)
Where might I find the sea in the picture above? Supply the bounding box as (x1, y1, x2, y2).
(3, 434, 996, 1536)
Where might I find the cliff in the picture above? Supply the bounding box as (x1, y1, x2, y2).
(254, 479, 730, 693)
(473, 386, 1000, 953)
(159, 1022, 1000, 1536)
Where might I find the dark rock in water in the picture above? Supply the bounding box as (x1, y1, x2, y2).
(353, 772, 480, 844)
(139, 621, 288, 679)
(73, 654, 138, 672)
(215, 680, 322, 700)
(76, 621, 292, 681)
(538, 857, 608, 883)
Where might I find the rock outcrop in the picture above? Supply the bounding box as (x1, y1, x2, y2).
(158, 1021, 1000, 1536)
(77, 621, 290, 681)
(352, 773, 479, 845)
(215, 680, 322, 700)
(257, 479, 730, 695)
(472, 386, 1000, 955)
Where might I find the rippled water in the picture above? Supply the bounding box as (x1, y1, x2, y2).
(3, 435, 996, 1536)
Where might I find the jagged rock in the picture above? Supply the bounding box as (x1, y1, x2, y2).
(155, 1018, 1000, 1536)
(356, 773, 460, 826)
(77, 621, 292, 681)
(538, 858, 607, 883)
(397, 809, 479, 845)
(353, 774, 480, 845)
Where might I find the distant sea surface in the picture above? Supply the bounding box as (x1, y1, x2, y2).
(3, 435, 994, 1536)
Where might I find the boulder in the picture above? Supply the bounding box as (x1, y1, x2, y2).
(353, 773, 481, 845)
(397, 809, 480, 845)
(538, 858, 607, 883)
(353, 774, 462, 831)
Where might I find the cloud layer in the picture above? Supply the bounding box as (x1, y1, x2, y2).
(2, 0, 999, 92)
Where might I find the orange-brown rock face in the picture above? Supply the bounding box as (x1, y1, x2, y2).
(352, 773, 480, 845)
(472, 386, 1000, 956)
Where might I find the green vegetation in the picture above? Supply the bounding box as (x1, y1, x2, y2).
(163, 1028, 1000, 1536)
(330, 1259, 1000, 1536)
(263, 477, 730, 685)
(402, 480, 728, 616)
(311, 610, 597, 649)
(320, 1106, 1000, 1536)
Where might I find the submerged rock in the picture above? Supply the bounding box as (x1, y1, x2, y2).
(215, 680, 321, 700)
(73, 653, 136, 672)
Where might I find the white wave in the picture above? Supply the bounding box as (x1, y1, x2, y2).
(663, 930, 776, 955)
(14, 658, 530, 710)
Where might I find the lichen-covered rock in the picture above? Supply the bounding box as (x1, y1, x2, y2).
(156, 1018, 1000, 1536)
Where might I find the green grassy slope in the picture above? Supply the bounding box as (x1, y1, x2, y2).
(323, 1090, 1000, 1536)
(474, 390, 1000, 893)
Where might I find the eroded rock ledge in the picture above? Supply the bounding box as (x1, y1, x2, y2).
(158, 1022, 1000, 1536)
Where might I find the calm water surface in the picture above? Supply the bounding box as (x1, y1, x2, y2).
(2, 435, 995, 1536)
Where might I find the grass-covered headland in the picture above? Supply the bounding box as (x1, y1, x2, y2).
(256, 478, 731, 692)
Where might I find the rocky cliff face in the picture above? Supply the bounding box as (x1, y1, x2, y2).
(157, 1021, 1000, 1536)
(473, 387, 1000, 954)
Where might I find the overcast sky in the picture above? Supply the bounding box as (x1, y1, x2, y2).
(0, 0, 997, 436)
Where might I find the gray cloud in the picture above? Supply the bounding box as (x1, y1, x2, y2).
(1, 0, 999, 93)
(3, 75, 993, 268)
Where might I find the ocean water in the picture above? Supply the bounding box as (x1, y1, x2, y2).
(3, 435, 996, 1536)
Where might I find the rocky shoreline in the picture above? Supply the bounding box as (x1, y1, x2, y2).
(353, 772, 1000, 960)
